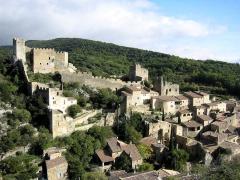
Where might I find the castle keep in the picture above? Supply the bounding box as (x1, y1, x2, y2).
(13, 38, 77, 74)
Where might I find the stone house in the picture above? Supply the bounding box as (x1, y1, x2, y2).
(201, 131, 228, 145)
(182, 120, 203, 137)
(42, 147, 68, 180)
(35, 86, 77, 114)
(95, 137, 142, 172)
(145, 120, 172, 143)
(183, 91, 210, 107)
(175, 95, 189, 110)
(151, 96, 179, 115)
(177, 109, 193, 123)
(120, 85, 158, 114)
(153, 77, 179, 96)
(197, 115, 214, 126)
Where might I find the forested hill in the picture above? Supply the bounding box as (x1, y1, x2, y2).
(1, 38, 240, 98)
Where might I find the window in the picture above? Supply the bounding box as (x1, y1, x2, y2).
(49, 57, 51, 60)
(47, 63, 48, 65)
(57, 92, 59, 96)
(40, 63, 42, 65)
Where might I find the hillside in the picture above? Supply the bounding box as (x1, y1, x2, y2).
(1, 38, 240, 98)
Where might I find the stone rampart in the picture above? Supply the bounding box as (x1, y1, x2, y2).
(61, 72, 140, 90)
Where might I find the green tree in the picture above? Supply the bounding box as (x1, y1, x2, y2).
(87, 126, 114, 147)
(66, 131, 101, 179)
(0, 154, 38, 179)
(82, 171, 107, 180)
(67, 104, 81, 118)
(167, 149, 189, 172)
(11, 109, 32, 123)
(138, 162, 154, 172)
(114, 152, 132, 172)
(137, 144, 152, 160)
(126, 126, 142, 144)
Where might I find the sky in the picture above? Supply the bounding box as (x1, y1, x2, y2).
(0, 0, 240, 62)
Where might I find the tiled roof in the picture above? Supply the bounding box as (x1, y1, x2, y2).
(178, 109, 192, 114)
(107, 137, 122, 153)
(126, 85, 141, 91)
(153, 96, 178, 102)
(119, 171, 159, 180)
(211, 121, 228, 128)
(194, 91, 209, 96)
(175, 95, 188, 101)
(140, 136, 157, 146)
(96, 149, 114, 163)
(46, 156, 67, 169)
(184, 91, 202, 98)
(197, 115, 213, 121)
(182, 121, 202, 128)
(122, 144, 142, 161)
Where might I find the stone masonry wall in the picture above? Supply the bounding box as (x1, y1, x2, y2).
(61, 72, 140, 90)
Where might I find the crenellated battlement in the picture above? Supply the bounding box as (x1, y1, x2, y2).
(33, 47, 67, 54)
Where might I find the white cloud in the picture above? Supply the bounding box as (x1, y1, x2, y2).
(0, 0, 235, 61)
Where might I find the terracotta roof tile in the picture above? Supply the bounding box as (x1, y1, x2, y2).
(96, 149, 114, 163)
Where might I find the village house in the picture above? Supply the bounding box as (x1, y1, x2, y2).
(120, 84, 158, 114)
(42, 147, 68, 180)
(183, 91, 211, 108)
(95, 137, 142, 172)
(177, 109, 194, 123)
(153, 77, 179, 96)
(196, 114, 214, 126)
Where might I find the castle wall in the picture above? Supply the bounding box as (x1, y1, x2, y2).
(32, 48, 68, 73)
(61, 72, 130, 90)
(74, 109, 102, 125)
(49, 110, 75, 138)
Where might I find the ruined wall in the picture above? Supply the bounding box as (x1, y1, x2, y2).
(49, 110, 75, 138)
(61, 72, 136, 90)
(129, 64, 148, 81)
(154, 77, 179, 96)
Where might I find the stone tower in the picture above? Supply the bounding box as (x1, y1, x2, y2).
(129, 63, 149, 82)
(154, 76, 179, 96)
(13, 38, 26, 63)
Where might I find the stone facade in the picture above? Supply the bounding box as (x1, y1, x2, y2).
(129, 63, 148, 81)
(49, 110, 75, 138)
(32, 48, 68, 73)
(153, 77, 179, 96)
(43, 147, 68, 180)
(120, 85, 158, 114)
(13, 38, 76, 74)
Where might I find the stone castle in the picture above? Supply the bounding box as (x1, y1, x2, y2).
(12, 37, 240, 176)
(13, 38, 149, 138)
(13, 38, 77, 74)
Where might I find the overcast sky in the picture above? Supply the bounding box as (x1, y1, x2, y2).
(1, 0, 240, 62)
